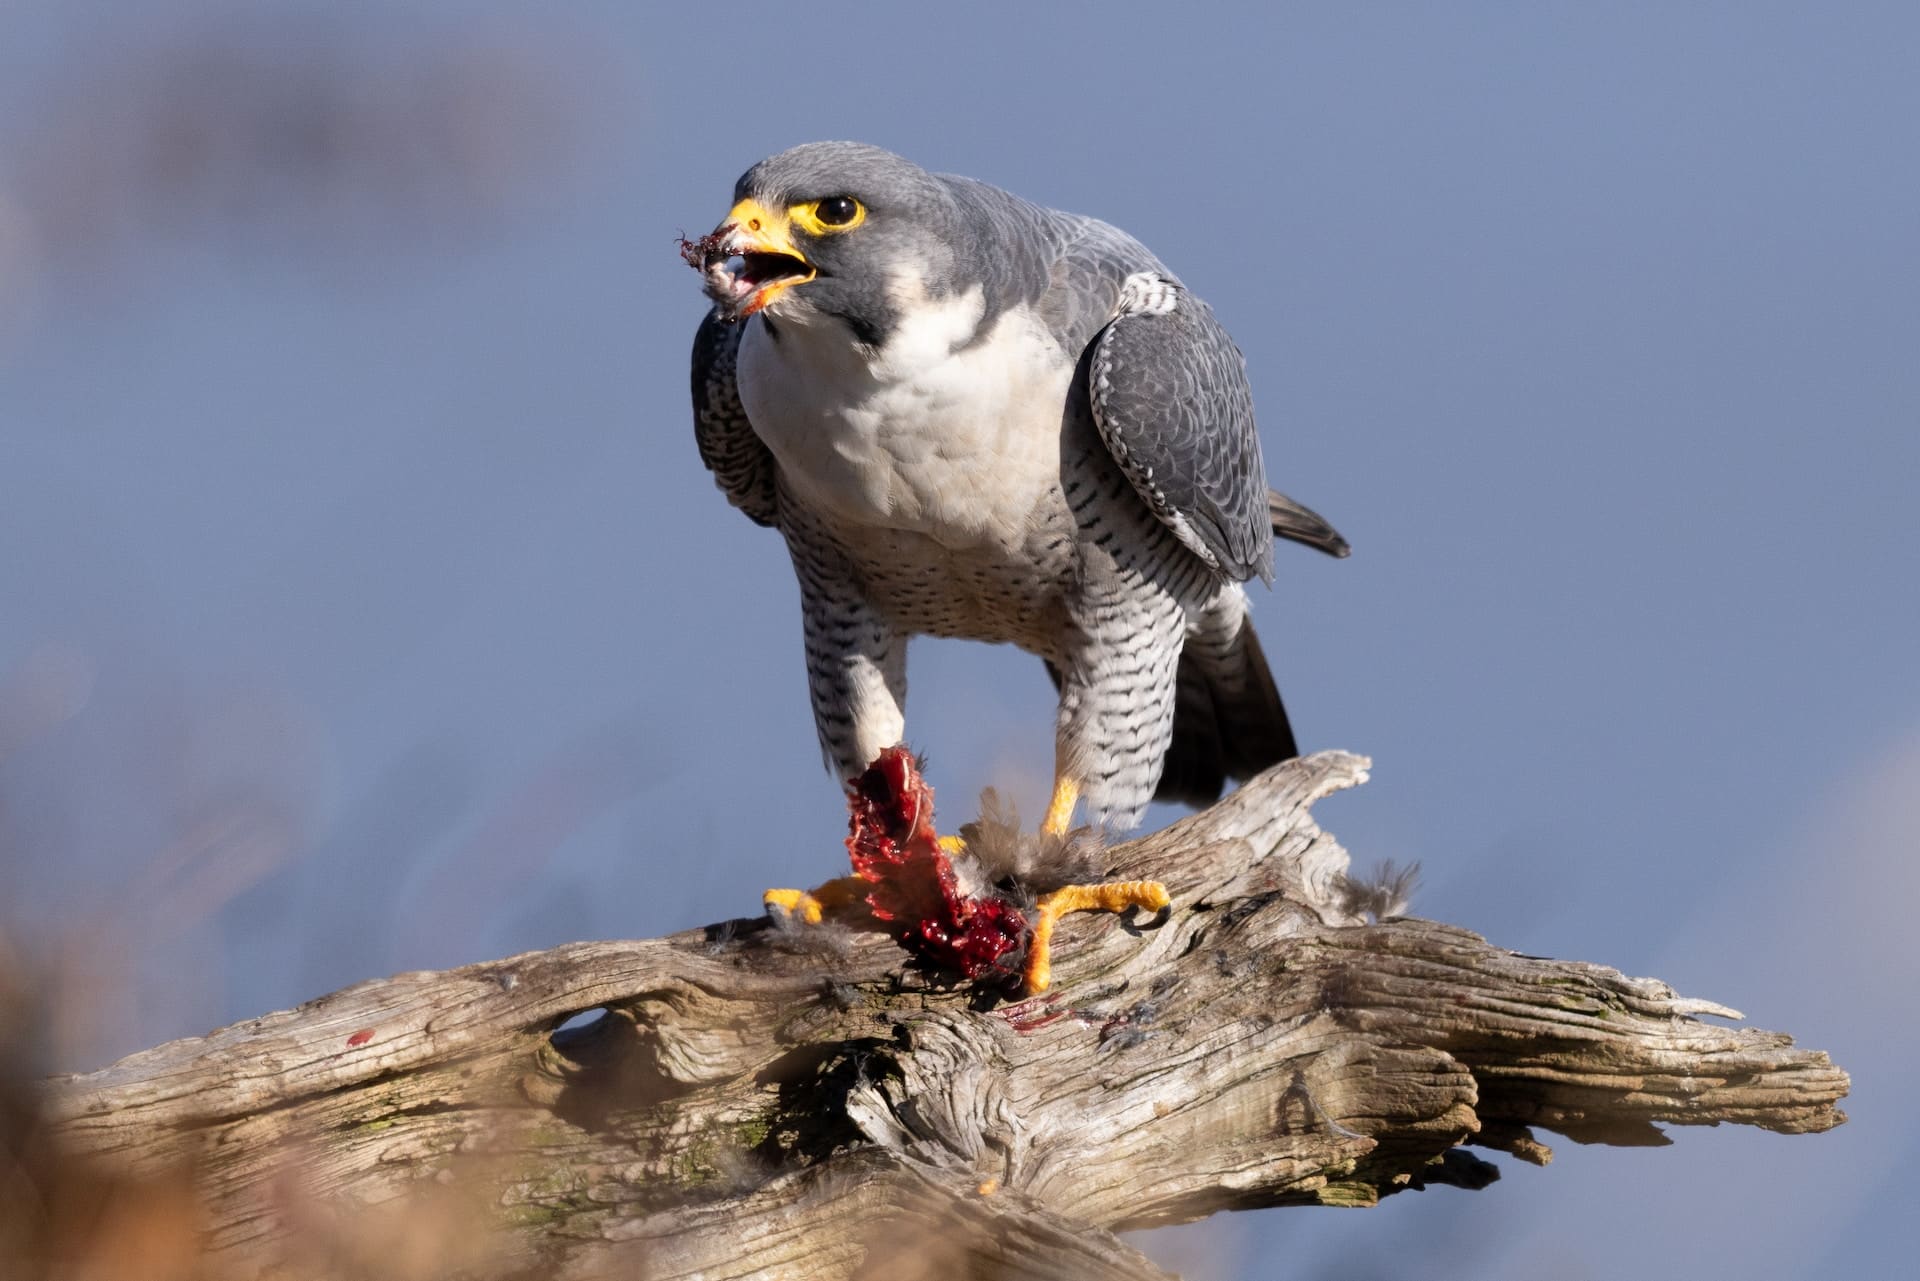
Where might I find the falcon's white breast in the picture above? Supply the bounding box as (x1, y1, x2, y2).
(734, 279, 1075, 551)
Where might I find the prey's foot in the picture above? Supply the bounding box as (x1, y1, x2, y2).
(763, 875, 867, 926)
(1022, 879, 1170, 994)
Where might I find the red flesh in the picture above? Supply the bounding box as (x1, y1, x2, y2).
(845, 747, 1027, 980)
(678, 224, 734, 270)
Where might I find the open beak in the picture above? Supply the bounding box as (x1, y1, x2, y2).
(687, 198, 816, 319)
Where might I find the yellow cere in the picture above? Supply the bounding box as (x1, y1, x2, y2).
(724, 198, 794, 247)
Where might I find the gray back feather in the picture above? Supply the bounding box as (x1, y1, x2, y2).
(1087, 291, 1275, 584)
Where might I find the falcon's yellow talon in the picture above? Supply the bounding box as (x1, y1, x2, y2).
(1041, 776, 1081, 837)
(765, 876, 867, 925)
(1047, 880, 1171, 917)
(937, 833, 968, 855)
(1021, 878, 1170, 994)
(764, 887, 823, 925)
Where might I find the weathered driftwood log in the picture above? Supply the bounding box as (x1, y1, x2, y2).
(43, 753, 1848, 1280)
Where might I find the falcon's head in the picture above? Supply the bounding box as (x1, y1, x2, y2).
(686, 142, 960, 341)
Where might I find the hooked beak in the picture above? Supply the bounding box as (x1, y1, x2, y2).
(684, 198, 816, 319)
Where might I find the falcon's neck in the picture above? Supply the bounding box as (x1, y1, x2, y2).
(762, 271, 992, 381)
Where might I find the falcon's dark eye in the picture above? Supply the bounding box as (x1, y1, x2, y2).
(815, 196, 860, 226)
(790, 196, 867, 236)
(814, 195, 860, 225)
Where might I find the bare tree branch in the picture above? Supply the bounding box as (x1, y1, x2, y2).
(41, 753, 1848, 1279)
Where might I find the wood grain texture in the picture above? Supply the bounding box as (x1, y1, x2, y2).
(42, 752, 1849, 1279)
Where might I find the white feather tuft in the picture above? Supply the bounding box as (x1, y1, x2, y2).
(1335, 859, 1421, 923)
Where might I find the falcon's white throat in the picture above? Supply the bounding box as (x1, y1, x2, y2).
(735, 278, 1071, 549)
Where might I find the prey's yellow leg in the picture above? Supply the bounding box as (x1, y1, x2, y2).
(764, 875, 867, 925)
(1022, 879, 1170, 994)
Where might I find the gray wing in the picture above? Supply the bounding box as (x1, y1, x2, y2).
(691, 308, 778, 527)
(1268, 489, 1350, 559)
(1086, 281, 1275, 583)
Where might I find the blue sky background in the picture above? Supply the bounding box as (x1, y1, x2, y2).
(2, 3, 1914, 1277)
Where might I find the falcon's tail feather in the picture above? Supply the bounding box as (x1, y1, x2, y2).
(1153, 617, 1299, 809)
(1268, 489, 1350, 559)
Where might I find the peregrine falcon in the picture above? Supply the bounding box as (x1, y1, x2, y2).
(687, 142, 1345, 839)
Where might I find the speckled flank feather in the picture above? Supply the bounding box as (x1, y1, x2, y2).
(688, 142, 1334, 829)
(690, 312, 777, 526)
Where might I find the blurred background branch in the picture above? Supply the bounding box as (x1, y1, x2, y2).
(3, 8, 588, 293)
